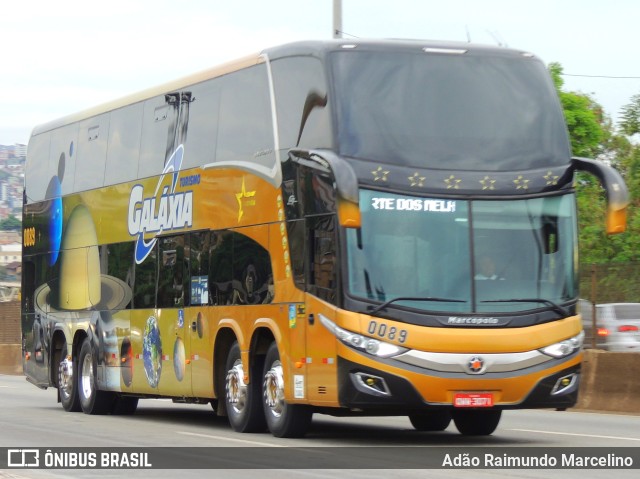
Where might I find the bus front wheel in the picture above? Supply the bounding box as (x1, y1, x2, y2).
(262, 342, 312, 438)
(452, 409, 502, 436)
(408, 411, 451, 431)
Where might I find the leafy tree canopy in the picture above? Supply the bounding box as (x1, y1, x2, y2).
(0, 216, 21, 231)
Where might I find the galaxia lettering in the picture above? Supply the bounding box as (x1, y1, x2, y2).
(127, 145, 194, 263)
(128, 185, 193, 235)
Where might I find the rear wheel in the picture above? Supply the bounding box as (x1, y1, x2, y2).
(452, 409, 502, 436)
(77, 338, 114, 415)
(409, 411, 451, 431)
(262, 342, 312, 438)
(224, 341, 266, 432)
(58, 342, 80, 412)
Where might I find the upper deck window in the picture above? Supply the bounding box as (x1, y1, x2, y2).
(331, 50, 571, 171)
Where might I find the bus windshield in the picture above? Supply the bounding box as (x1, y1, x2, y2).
(331, 50, 570, 171)
(346, 190, 578, 314)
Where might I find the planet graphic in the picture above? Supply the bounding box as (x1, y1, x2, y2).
(173, 338, 186, 382)
(58, 204, 101, 310)
(143, 316, 162, 388)
(48, 178, 62, 266)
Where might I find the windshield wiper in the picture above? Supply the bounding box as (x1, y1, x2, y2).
(481, 298, 569, 317)
(369, 296, 466, 315)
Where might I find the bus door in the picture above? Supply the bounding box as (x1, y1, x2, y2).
(303, 215, 340, 405)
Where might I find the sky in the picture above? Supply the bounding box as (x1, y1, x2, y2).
(2, 0, 640, 146)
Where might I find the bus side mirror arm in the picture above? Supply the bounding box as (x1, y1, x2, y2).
(289, 149, 361, 229)
(572, 157, 629, 235)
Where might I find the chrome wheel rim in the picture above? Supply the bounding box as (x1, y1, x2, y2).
(264, 360, 285, 418)
(226, 360, 247, 414)
(80, 352, 94, 400)
(58, 356, 73, 400)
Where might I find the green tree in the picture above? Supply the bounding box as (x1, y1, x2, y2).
(0, 215, 20, 231)
(548, 62, 640, 264)
(620, 93, 640, 136)
(548, 62, 604, 158)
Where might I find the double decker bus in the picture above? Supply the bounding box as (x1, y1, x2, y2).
(22, 40, 628, 437)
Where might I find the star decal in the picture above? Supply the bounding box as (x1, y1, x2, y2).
(408, 172, 426, 187)
(513, 175, 530, 190)
(543, 171, 559, 185)
(479, 176, 496, 190)
(444, 175, 461, 189)
(236, 178, 256, 221)
(372, 166, 390, 182)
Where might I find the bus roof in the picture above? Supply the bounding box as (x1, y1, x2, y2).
(29, 39, 540, 140)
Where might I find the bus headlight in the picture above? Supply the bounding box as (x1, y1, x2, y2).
(319, 314, 408, 358)
(539, 331, 584, 358)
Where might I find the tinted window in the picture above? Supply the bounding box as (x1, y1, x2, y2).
(139, 95, 179, 179)
(332, 51, 571, 171)
(612, 304, 640, 321)
(209, 231, 233, 305)
(182, 81, 220, 168)
(309, 215, 337, 304)
(209, 230, 273, 305)
(105, 103, 143, 185)
(74, 113, 109, 191)
(104, 242, 134, 309)
(233, 230, 273, 305)
(48, 125, 78, 197)
(216, 65, 276, 172)
(132, 243, 157, 309)
(190, 231, 211, 305)
(271, 56, 332, 157)
(157, 235, 187, 308)
(25, 133, 51, 203)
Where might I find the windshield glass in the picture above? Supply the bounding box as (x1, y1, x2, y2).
(332, 50, 570, 170)
(346, 190, 577, 314)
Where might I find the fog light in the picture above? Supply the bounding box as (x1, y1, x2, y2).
(551, 373, 577, 395)
(352, 372, 391, 397)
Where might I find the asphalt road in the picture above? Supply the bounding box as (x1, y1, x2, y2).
(0, 374, 639, 478)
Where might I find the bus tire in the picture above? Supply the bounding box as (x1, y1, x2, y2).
(408, 411, 451, 431)
(452, 409, 502, 436)
(224, 341, 266, 432)
(58, 342, 80, 412)
(262, 342, 312, 438)
(77, 338, 114, 415)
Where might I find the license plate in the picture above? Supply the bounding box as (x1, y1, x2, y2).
(454, 393, 494, 408)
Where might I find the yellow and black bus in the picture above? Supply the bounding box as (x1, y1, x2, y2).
(22, 40, 628, 437)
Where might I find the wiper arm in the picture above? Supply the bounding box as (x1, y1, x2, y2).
(369, 296, 466, 315)
(481, 298, 569, 317)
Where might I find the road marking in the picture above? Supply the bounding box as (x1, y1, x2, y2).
(511, 428, 640, 442)
(177, 431, 285, 447)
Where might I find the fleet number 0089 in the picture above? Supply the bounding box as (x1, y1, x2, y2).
(367, 321, 408, 344)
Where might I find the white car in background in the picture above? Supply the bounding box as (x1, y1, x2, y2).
(580, 301, 640, 352)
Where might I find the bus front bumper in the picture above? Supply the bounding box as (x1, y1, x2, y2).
(336, 355, 581, 412)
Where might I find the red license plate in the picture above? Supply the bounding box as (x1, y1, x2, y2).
(454, 393, 494, 408)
